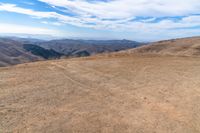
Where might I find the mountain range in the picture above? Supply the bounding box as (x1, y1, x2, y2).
(0, 37, 142, 67)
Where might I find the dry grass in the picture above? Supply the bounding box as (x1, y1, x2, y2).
(0, 54, 200, 133)
(123, 37, 200, 57)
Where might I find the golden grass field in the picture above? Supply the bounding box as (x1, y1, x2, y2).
(0, 53, 200, 132)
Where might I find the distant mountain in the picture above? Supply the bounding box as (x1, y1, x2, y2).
(37, 39, 142, 57)
(0, 38, 63, 67)
(0, 37, 143, 66)
(23, 44, 63, 59)
(0, 38, 42, 67)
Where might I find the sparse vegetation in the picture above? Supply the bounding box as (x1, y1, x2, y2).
(1, 37, 200, 132)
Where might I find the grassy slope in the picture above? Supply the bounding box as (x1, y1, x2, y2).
(0, 54, 200, 133)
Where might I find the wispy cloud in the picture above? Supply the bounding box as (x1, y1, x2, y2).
(41, 21, 63, 26)
(1, 1, 200, 30)
(38, 0, 200, 18)
(22, 1, 35, 5)
(36, 0, 200, 31)
(0, 0, 200, 40)
(0, 23, 60, 35)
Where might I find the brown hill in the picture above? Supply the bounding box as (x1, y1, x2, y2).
(121, 37, 200, 57)
(0, 37, 142, 66)
(0, 38, 43, 67)
(0, 39, 63, 67)
(0, 52, 200, 132)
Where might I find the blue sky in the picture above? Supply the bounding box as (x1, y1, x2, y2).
(0, 0, 200, 41)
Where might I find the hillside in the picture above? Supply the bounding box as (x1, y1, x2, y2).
(0, 53, 200, 132)
(122, 37, 200, 56)
(0, 38, 65, 67)
(0, 38, 43, 67)
(37, 39, 142, 56)
(23, 44, 63, 59)
(0, 37, 142, 66)
(1, 37, 200, 132)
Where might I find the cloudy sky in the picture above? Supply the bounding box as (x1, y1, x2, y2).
(0, 0, 200, 41)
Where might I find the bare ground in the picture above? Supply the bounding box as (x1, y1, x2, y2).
(0, 54, 200, 133)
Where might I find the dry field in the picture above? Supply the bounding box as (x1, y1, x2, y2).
(0, 54, 200, 133)
(124, 37, 200, 57)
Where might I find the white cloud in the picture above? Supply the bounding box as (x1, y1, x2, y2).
(36, 0, 200, 31)
(0, 3, 53, 18)
(182, 15, 200, 23)
(41, 21, 48, 24)
(0, 1, 200, 40)
(1, 2, 200, 31)
(0, 23, 61, 35)
(0, 3, 81, 23)
(51, 22, 63, 26)
(41, 21, 63, 26)
(22, 2, 35, 5)
(38, 0, 200, 18)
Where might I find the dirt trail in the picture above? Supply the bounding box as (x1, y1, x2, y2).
(0, 55, 200, 133)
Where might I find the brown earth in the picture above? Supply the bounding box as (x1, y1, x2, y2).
(122, 36, 200, 57)
(0, 53, 200, 133)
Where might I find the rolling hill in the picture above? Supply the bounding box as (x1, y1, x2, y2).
(122, 36, 200, 56)
(0, 38, 43, 67)
(23, 44, 63, 59)
(0, 37, 142, 66)
(36, 39, 142, 56)
(0, 37, 200, 132)
(0, 38, 64, 67)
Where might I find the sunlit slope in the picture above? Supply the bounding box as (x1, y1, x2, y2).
(122, 37, 200, 56)
(0, 54, 200, 133)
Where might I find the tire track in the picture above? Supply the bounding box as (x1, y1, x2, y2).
(50, 62, 91, 89)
